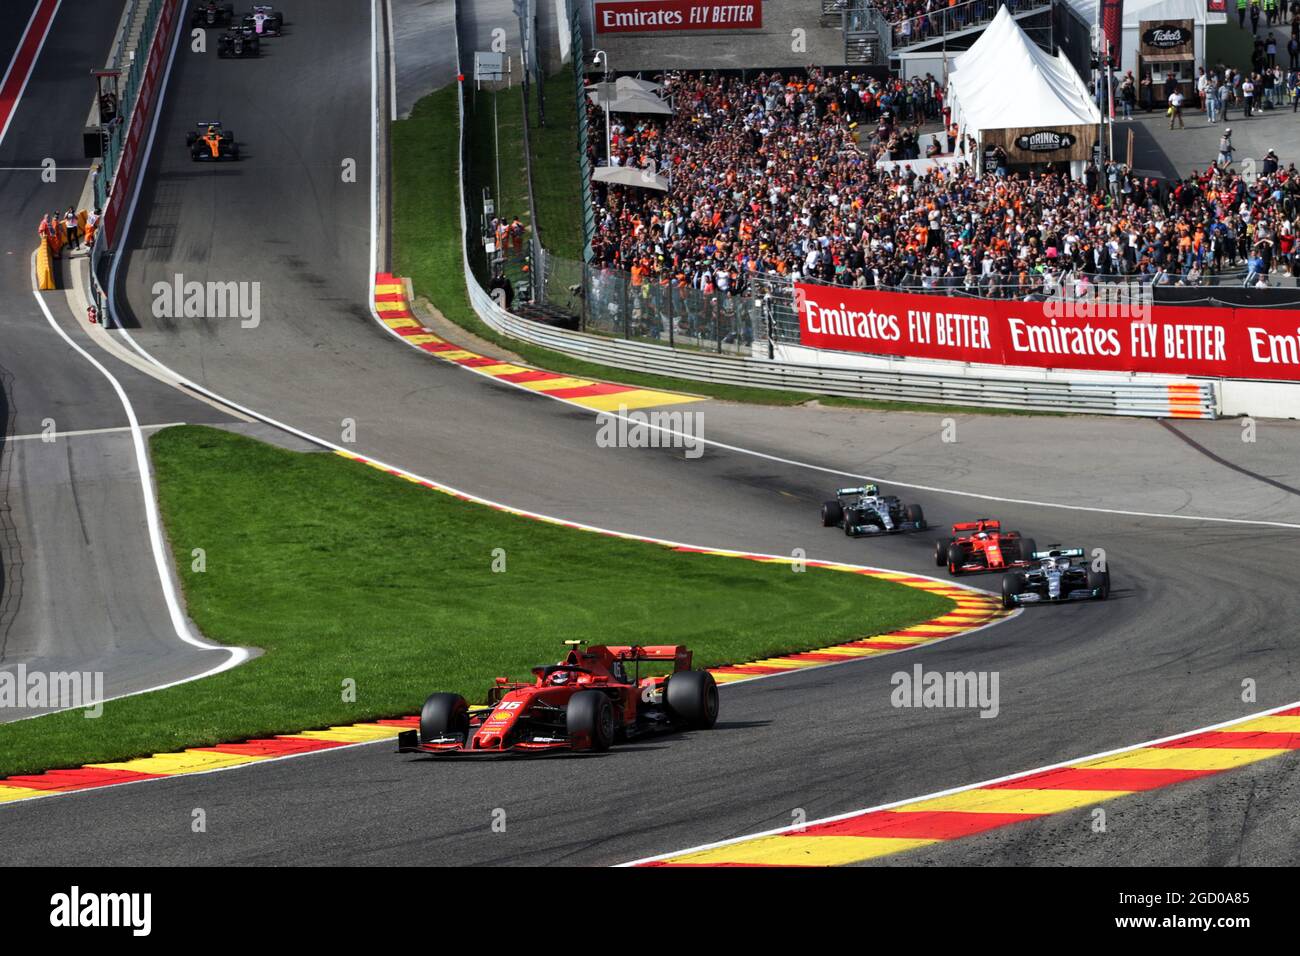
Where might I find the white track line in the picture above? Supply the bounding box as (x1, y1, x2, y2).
(3, 422, 183, 442)
(8, 0, 249, 722)
(619, 693, 1300, 866)
(30, 253, 249, 701)
(0, 0, 61, 148)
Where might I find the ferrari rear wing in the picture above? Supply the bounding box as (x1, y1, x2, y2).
(953, 518, 1000, 532)
(601, 645, 692, 671)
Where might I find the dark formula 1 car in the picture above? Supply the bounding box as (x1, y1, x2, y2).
(191, 2, 234, 27)
(217, 27, 259, 57)
(821, 484, 926, 537)
(186, 122, 239, 161)
(242, 4, 284, 35)
(397, 641, 719, 756)
(1001, 547, 1110, 610)
(934, 519, 1036, 576)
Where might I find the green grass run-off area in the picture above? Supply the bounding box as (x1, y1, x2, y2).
(390, 84, 1058, 416)
(0, 426, 952, 778)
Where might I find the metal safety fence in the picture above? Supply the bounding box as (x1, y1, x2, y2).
(93, 0, 167, 214)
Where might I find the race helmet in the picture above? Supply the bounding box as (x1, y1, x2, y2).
(865, 483, 879, 497)
(547, 669, 571, 685)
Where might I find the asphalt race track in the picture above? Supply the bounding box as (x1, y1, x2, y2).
(0, 2, 1298, 865)
(0, 0, 240, 721)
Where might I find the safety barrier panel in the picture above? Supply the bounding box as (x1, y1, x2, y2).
(451, 1, 1214, 419)
(35, 238, 56, 291)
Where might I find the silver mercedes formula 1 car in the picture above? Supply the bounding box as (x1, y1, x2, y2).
(821, 485, 926, 537)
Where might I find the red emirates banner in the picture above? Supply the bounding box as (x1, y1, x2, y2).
(594, 1, 762, 33)
(795, 284, 1300, 381)
(1100, 0, 1124, 66)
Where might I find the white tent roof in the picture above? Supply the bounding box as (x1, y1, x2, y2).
(586, 86, 674, 115)
(1064, 0, 1225, 28)
(947, 7, 1101, 140)
(592, 164, 670, 191)
(616, 77, 663, 96)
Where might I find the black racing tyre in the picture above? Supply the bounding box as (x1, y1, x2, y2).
(1001, 572, 1025, 610)
(906, 503, 925, 529)
(419, 692, 469, 743)
(947, 543, 965, 575)
(665, 670, 719, 729)
(1087, 567, 1110, 600)
(1018, 537, 1038, 563)
(821, 500, 843, 527)
(567, 690, 614, 751)
(933, 539, 948, 566)
(843, 511, 857, 536)
(221, 130, 234, 142)
(185, 131, 198, 146)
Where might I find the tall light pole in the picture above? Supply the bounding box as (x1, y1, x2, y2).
(593, 49, 612, 165)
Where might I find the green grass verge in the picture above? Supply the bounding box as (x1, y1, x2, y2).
(391, 85, 1062, 417)
(529, 70, 586, 261)
(0, 426, 952, 778)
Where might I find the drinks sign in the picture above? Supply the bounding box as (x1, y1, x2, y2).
(1014, 130, 1077, 153)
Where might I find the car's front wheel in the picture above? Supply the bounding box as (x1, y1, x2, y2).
(419, 693, 469, 744)
(1001, 572, 1025, 610)
(1087, 567, 1110, 600)
(947, 543, 965, 575)
(567, 690, 614, 751)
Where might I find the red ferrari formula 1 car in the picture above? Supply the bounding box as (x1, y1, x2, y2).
(934, 519, 1037, 576)
(396, 641, 719, 757)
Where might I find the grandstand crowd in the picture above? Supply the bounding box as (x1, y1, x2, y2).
(587, 68, 1300, 302)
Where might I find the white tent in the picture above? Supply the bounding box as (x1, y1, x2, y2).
(947, 7, 1100, 173)
(616, 77, 664, 96)
(586, 86, 674, 115)
(1066, 0, 1223, 30)
(1062, 0, 1226, 79)
(592, 164, 670, 191)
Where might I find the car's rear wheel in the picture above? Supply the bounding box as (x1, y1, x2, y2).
(419, 693, 469, 744)
(1087, 567, 1110, 600)
(567, 690, 614, 751)
(1001, 572, 1025, 610)
(821, 500, 842, 527)
(665, 670, 719, 729)
(947, 543, 965, 575)
(906, 503, 925, 529)
(1018, 536, 1038, 563)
